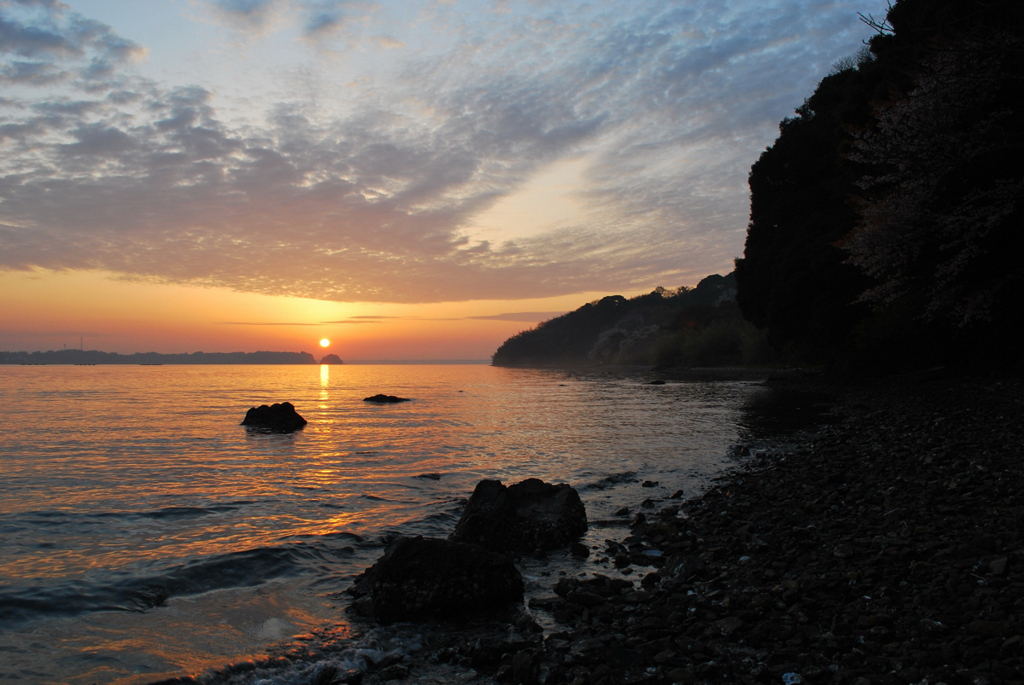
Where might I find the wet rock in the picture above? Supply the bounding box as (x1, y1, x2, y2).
(570, 542, 590, 558)
(363, 394, 411, 403)
(566, 590, 605, 607)
(449, 478, 587, 555)
(240, 402, 307, 431)
(711, 616, 744, 636)
(376, 664, 409, 681)
(351, 536, 523, 622)
(429, 378, 1024, 685)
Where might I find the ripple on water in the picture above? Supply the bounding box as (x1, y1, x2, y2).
(0, 364, 761, 683)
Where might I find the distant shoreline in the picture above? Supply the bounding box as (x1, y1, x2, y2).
(1, 349, 492, 365)
(0, 349, 318, 365)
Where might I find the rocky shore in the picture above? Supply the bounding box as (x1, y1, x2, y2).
(349, 374, 1024, 685)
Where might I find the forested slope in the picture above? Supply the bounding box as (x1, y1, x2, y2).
(735, 0, 1024, 371)
(492, 273, 768, 367)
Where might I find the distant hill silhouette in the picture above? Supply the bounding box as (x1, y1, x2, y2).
(0, 349, 318, 365)
(492, 273, 769, 367)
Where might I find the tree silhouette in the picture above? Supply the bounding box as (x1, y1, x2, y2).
(844, 28, 1024, 329)
(736, 0, 1024, 369)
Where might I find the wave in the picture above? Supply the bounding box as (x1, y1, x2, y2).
(8, 502, 251, 526)
(0, 532, 363, 626)
(584, 471, 638, 490)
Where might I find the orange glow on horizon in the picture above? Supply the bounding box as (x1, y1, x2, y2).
(0, 268, 643, 359)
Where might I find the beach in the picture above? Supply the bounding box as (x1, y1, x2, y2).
(343, 374, 1024, 685)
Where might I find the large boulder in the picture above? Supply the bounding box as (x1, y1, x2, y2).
(351, 536, 523, 622)
(240, 402, 307, 431)
(363, 394, 411, 403)
(449, 478, 587, 555)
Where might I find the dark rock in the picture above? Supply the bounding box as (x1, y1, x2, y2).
(376, 664, 409, 681)
(614, 507, 630, 517)
(648, 380, 666, 385)
(566, 590, 605, 607)
(571, 542, 591, 558)
(406, 378, 1024, 685)
(240, 402, 307, 431)
(449, 478, 587, 555)
(642, 480, 659, 488)
(353, 536, 523, 622)
(319, 353, 343, 364)
(363, 394, 411, 403)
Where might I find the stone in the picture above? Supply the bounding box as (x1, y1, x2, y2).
(377, 664, 409, 681)
(352, 536, 523, 622)
(449, 478, 587, 555)
(571, 542, 591, 558)
(240, 402, 307, 431)
(363, 394, 411, 403)
(566, 590, 605, 607)
(319, 353, 343, 364)
(408, 378, 1024, 685)
(712, 616, 744, 636)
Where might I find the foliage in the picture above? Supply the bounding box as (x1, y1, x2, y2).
(735, 0, 1024, 371)
(491, 273, 738, 367)
(843, 31, 1024, 330)
(652, 304, 773, 368)
(734, 66, 874, 361)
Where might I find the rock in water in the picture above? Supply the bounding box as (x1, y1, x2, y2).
(353, 536, 523, 622)
(319, 353, 343, 364)
(363, 394, 411, 403)
(449, 478, 587, 555)
(240, 402, 307, 431)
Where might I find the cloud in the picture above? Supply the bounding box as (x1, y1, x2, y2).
(0, 0, 145, 85)
(468, 311, 566, 322)
(207, 0, 277, 31)
(0, 0, 881, 303)
(203, 0, 376, 39)
(219, 321, 321, 325)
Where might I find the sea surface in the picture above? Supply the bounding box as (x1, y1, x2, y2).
(0, 364, 763, 684)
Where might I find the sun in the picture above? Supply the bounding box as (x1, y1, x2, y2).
(319, 338, 330, 348)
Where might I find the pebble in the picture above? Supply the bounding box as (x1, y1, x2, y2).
(353, 376, 1024, 685)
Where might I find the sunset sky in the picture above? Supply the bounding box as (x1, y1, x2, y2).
(0, 0, 882, 360)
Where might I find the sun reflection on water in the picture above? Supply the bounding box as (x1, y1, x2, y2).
(0, 364, 761, 684)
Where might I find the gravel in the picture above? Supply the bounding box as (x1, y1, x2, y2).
(357, 374, 1024, 685)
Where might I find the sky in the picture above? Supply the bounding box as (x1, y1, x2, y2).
(0, 0, 883, 359)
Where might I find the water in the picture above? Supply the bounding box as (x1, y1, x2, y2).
(0, 364, 761, 683)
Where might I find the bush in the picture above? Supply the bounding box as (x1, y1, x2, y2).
(653, 317, 772, 368)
